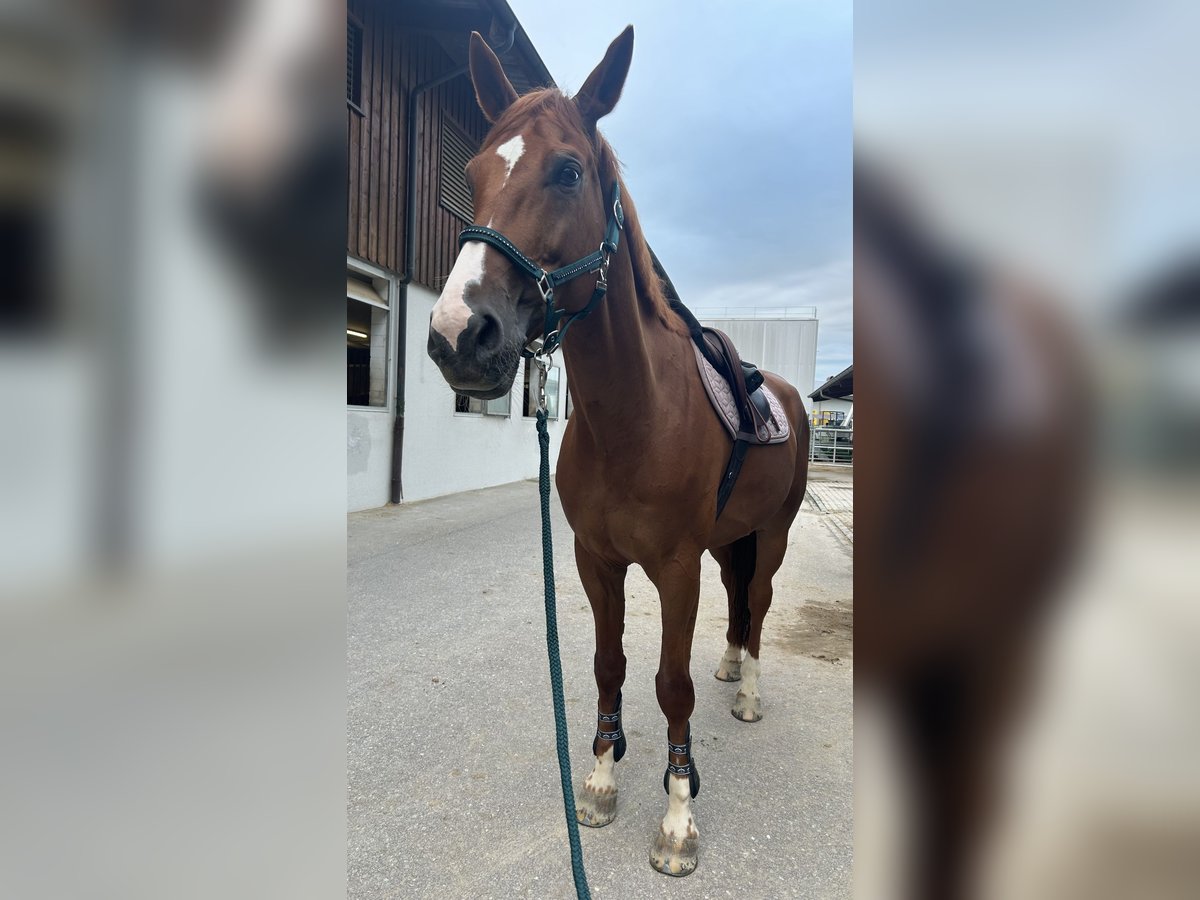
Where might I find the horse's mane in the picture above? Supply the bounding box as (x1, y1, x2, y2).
(499, 90, 685, 335)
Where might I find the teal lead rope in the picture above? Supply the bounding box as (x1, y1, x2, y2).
(535, 404, 592, 900)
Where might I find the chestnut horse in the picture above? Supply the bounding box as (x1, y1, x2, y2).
(427, 28, 809, 876)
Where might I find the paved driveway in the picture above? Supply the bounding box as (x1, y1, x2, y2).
(348, 471, 852, 898)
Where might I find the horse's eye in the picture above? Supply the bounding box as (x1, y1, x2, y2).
(558, 164, 581, 187)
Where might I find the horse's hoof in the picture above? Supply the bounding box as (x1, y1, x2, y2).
(731, 691, 762, 723)
(575, 785, 618, 828)
(714, 661, 741, 682)
(649, 826, 699, 876)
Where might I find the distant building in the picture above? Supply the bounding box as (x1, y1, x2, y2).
(696, 308, 820, 403)
(809, 365, 853, 426)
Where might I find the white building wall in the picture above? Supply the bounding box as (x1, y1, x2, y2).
(352, 299, 818, 510)
(400, 284, 570, 503)
(347, 409, 395, 512)
(347, 257, 400, 513)
(698, 317, 819, 398)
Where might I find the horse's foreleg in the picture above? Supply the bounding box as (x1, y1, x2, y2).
(574, 539, 628, 828)
(647, 553, 702, 876)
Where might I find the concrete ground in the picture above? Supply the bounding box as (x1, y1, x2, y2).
(348, 467, 852, 899)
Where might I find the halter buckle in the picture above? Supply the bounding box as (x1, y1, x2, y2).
(535, 271, 554, 302)
(597, 244, 612, 290)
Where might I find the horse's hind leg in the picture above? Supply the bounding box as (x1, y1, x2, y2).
(574, 538, 628, 828)
(732, 525, 790, 723)
(711, 544, 743, 682)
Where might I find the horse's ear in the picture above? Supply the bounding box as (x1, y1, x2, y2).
(574, 25, 634, 127)
(469, 31, 518, 123)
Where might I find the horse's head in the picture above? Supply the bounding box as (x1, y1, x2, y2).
(427, 26, 634, 399)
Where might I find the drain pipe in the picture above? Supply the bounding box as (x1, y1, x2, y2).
(391, 22, 515, 504)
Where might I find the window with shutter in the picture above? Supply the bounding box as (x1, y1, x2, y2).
(347, 18, 363, 109)
(439, 119, 477, 223)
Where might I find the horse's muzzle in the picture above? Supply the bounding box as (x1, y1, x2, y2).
(427, 319, 521, 400)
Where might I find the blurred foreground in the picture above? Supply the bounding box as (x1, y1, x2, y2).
(1, 2, 346, 897)
(855, 2, 1200, 898)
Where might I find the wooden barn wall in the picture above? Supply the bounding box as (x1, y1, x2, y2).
(347, 0, 491, 288)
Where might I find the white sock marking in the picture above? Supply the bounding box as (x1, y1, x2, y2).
(740, 654, 762, 701)
(495, 134, 524, 186)
(661, 773, 697, 839)
(583, 746, 616, 794)
(430, 241, 486, 351)
(720, 642, 742, 668)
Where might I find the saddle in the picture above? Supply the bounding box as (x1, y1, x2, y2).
(669, 300, 790, 518)
(692, 335, 790, 446)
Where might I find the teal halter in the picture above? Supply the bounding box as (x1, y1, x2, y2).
(457, 182, 624, 357)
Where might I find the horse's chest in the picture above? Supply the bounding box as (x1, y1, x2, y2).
(558, 463, 693, 562)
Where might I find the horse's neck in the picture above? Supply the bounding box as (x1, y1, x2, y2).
(559, 258, 676, 440)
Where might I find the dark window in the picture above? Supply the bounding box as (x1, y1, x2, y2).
(455, 394, 482, 414)
(0, 205, 53, 335)
(439, 119, 476, 223)
(346, 271, 388, 407)
(523, 359, 537, 417)
(453, 391, 509, 416)
(347, 18, 363, 109)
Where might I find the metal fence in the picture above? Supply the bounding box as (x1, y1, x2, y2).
(809, 425, 853, 466)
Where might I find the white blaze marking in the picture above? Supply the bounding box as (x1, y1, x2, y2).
(430, 242, 486, 351)
(740, 654, 762, 702)
(495, 134, 524, 186)
(661, 772, 697, 839)
(583, 746, 616, 793)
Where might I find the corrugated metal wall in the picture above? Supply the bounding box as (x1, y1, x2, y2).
(698, 318, 819, 398)
(347, 0, 489, 285)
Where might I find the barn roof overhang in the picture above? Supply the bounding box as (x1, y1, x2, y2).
(810, 365, 854, 401)
(396, 0, 555, 94)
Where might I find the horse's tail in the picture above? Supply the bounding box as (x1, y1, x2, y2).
(729, 531, 758, 647)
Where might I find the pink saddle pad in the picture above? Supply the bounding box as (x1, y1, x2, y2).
(692, 344, 790, 444)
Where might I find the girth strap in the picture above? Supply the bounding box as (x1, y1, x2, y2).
(716, 438, 750, 519)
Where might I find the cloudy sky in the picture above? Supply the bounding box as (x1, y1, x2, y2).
(509, 0, 852, 390)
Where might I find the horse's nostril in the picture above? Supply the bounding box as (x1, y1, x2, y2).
(475, 312, 502, 353)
